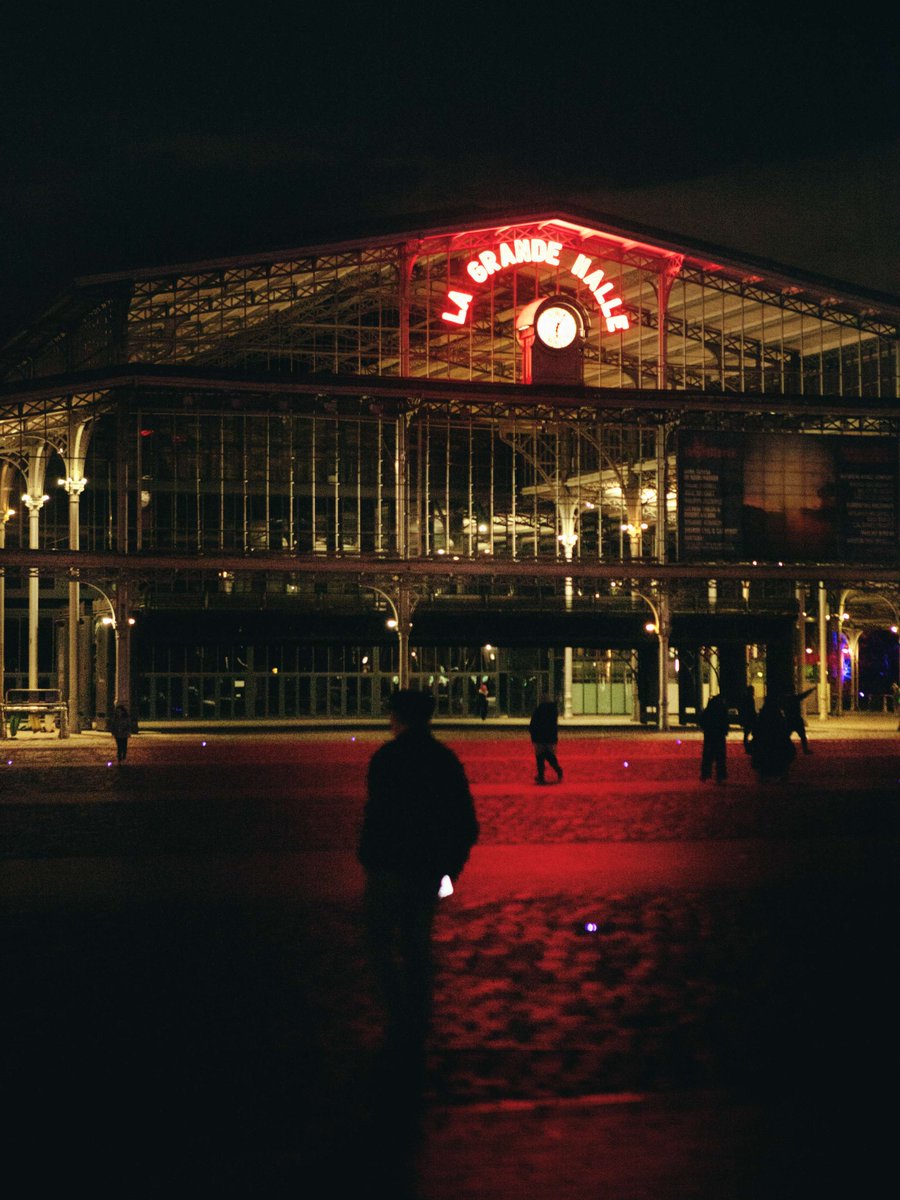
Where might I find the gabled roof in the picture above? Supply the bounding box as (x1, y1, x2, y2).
(2, 204, 898, 377)
(73, 204, 900, 313)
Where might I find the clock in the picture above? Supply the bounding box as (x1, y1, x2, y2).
(536, 304, 579, 349)
(516, 296, 589, 385)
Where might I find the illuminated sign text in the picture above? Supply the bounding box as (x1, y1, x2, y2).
(441, 290, 474, 325)
(443, 238, 630, 333)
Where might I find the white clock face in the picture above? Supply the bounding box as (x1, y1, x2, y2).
(536, 305, 578, 349)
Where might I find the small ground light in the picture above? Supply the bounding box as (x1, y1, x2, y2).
(201, 740, 207, 747)
(107, 761, 113, 767)
(676, 739, 682, 745)
(623, 760, 629, 768)
(584, 922, 598, 933)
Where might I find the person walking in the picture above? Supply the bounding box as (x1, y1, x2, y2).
(737, 684, 756, 754)
(782, 686, 815, 754)
(476, 680, 489, 721)
(750, 696, 796, 782)
(529, 695, 563, 784)
(698, 692, 730, 784)
(108, 704, 133, 763)
(359, 689, 479, 1074)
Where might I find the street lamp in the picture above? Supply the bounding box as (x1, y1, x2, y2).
(632, 590, 669, 731)
(81, 582, 120, 709)
(366, 585, 409, 689)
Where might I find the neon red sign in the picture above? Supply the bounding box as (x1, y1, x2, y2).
(441, 290, 473, 325)
(442, 238, 630, 333)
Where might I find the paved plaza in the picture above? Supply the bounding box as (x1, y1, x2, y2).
(3, 717, 898, 1197)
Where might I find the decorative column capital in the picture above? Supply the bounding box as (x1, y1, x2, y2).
(62, 476, 87, 497)
(22, 492, 49, 513)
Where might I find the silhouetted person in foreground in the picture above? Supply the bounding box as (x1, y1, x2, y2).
(750, 697, 796, 782)
(698, 693, 730, 784)
(737, 684, 757, 754)
(782, 686, 815, 754)
(529, 695, 563, 784)
(109, 705, 133, 763)
(359, 689, 479, 1082)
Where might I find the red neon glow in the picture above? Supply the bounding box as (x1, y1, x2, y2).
(441, 290, 474, 325)
(443, 239, 630, 333)
(466, 238, 564, 283)
(570, 253, 630, 332)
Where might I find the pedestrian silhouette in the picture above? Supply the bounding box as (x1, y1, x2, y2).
(737, 684, 756, 754)
(359, 689, 479, 1084)
(109, 704, 133, 763)
(750, 696, 796, 782)
(529, 696, 563, 784)
(476, 680, 489, 720)
(698, 693, 730, 783)
(782, 686, 815, 754)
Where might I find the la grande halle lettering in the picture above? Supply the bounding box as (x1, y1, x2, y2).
(442, 239, 630, 333)
(466, 239, 564, 282)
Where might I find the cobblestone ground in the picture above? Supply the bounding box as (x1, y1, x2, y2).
(3, 729, 898, 1194)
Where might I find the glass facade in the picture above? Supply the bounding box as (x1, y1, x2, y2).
(0, 213, 897, 726)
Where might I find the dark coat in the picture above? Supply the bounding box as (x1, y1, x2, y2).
(698, 696, 730, 740)
(108, 710, 132, 739)
(529, 701, 559, 745)
(750, 701, 796, 776)
(782, 688, 815, 729)
(737, 688, 756, 728)
(359, 730, 479, 882)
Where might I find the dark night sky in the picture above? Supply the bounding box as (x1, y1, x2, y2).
(1, 8, 897, 346)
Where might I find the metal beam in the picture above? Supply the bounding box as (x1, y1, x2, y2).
(0, 549, 896, 585)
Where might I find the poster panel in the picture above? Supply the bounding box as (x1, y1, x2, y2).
(677, 431, 744, 560)
(677, 432, 898, 562)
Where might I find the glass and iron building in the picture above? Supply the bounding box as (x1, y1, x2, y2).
(0, 207, 897, 729)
